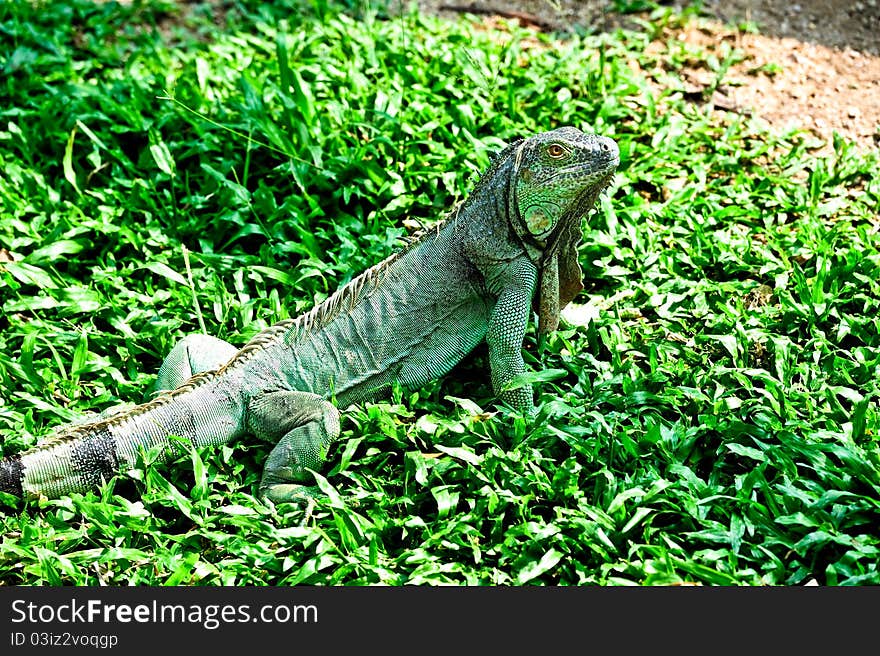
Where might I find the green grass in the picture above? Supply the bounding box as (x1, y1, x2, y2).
(1, 0, 878, 585)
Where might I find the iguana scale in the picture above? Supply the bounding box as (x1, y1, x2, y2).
(0, 127, 619, 503)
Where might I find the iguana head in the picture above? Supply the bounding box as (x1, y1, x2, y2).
(510, 126, 619, 334)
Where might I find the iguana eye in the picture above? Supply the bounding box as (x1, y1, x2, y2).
(547, 144, 567, 159)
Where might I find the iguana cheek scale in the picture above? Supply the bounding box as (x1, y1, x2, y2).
(0, 126, 619, 504)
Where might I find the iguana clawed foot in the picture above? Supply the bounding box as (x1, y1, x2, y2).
(247, 390, 341, 504)
(259, 483, 320, 505)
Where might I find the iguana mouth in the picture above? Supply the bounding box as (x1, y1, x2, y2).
(545, 157, 619, 183)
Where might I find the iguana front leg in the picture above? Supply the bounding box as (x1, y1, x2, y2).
(247, 391, 341, 504)
(485, 258, 539, 414)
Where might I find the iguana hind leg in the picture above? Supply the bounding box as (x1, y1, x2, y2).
(246, 390, 341, 504)
(155, 334, 238, 392)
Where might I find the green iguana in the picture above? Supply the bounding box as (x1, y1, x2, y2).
(0, 126, 619, 503)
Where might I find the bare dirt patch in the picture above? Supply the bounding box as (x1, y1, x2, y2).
(420, 1, 880, 152)
(641, 19, 880, 151)
(700, 0, 880, 56)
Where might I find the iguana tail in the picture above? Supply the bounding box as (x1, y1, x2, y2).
(0, 371, 246, 500)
